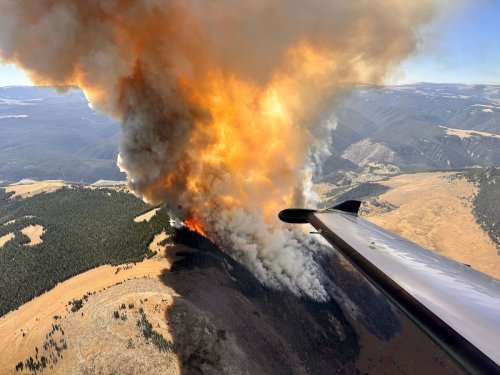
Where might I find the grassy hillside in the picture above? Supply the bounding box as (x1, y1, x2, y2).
(0, 187, 173, 316)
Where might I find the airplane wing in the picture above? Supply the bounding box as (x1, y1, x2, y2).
(279, 200, 500, 374)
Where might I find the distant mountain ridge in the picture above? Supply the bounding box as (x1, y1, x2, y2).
(324, 83, 500, 172)
(0, 86, 123, 183)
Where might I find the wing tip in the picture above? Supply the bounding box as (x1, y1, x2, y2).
(278, 208, 316, 224)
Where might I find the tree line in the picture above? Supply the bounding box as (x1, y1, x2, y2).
(0, 186, 173, 316)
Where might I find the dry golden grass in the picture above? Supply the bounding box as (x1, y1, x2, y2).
(54, 278, 180, 375)
(5, 180, 65, 199)
(20, 224, 45, 246)
(364, 172, 499, 279)
(0, 232, 14, 248)
(313, 182, 335, 200)
(0, 257, 172, 373)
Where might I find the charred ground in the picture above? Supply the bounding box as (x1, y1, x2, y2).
(160, 229, 460, 375)
(165, 228, 359, 374)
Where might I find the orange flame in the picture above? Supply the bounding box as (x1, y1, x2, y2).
(184, 217, 207, 237)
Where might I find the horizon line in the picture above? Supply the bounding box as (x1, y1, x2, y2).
(1, 81, 500, 90)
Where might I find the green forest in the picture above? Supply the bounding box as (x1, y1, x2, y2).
(0, 187, 173, 316)
(455, 167, 500, 247)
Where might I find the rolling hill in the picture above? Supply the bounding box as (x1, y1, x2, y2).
(1, 82, 493, 373)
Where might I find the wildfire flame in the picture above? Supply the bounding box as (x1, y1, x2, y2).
(184, 217, 207, 237)
(0, 0, 439, 300)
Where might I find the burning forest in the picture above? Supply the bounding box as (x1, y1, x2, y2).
(0, 0, 438, 300)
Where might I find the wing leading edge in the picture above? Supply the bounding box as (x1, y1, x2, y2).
(280, 200, 500, 374)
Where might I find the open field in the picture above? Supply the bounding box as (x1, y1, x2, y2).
(135, 208, 161, 223)
(5, 180, 66, 199)
(20, 225, 45, 246)
(0, 232, 14, 247)
(440, 125, 500, 140)
(312, 182, 334, 200)
(149, 231, 172, 254)
(57, 278, 179, 375)
(364, 172, 499, 278)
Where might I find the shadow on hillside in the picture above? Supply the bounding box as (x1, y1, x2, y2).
(159, 228, 360, 374)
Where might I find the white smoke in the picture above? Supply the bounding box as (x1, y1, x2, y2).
(206, 208, 329, 300)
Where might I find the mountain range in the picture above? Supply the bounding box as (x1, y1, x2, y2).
(322, 83, 500, 175)
(1, 83, 499, 183)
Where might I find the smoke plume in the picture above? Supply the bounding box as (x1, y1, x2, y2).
(0, 0, 436, 300)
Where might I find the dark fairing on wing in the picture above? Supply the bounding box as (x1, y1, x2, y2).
(278, 200, 361, 223)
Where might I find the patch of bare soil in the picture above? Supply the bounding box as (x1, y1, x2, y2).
(20, 225, 45, 246)
(5, 180, 65, 199)
(0, 232, 14, 248)
(0, 257, 172, 374)
(364, 172, 499, 279)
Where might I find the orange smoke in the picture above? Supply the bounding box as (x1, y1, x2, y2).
(0, 0, 439, 300)
(144, 42, 387, 225)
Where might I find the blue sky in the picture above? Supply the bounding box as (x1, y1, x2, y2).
(1, 1, 499, 86)
(391, 0, 500, 84)
(0, 63, 32, 87)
